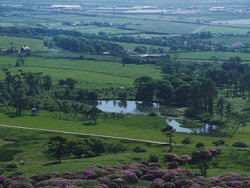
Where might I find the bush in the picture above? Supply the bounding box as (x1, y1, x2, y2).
(108, 144, 127, 154)
(133, 146, 146, 153)
(148, 112, 157, 116)
(6, 161, 18, 169)
(164, 153, 184, 164)
(149, 155, 159, 163)
(150, 178, 166, 188)
(3, 177, 34, 188)
(180, 155, 192, 163)
(233, 142, 248, 148)
(122, 172, 138, 184)
(19, 160, 25, 165)
(0, 168, 4, 175)
(212, 139, 225, 146)
(195, 143, 205, 149)
(168, 161, 179, 169)
(182, 137, 192, 145)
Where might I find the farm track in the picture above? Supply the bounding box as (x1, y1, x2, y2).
(0, 123, 169, 145)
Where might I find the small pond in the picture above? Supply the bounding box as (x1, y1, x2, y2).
(167, 119, 218, 134)
(88, 100, 160, 114)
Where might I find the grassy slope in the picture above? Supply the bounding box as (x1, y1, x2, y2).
(0, 120, 249, 177)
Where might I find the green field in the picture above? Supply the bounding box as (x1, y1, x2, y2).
(205, 36, 250, 45)
(79, 27, 138, 35)
(0, 35, 49, 51)
(0, 112, 249, 146)
(202, 25, 250, 34)
(0, 56, 163, 87)
(127, 21, 202, 34)
(116, 42, 169, 51)
(178, 51, 250, 61)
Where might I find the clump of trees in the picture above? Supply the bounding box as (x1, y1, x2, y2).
(46, 36, 126, 56)
(122, 56, 157, 65)
(47, 136, 127, 163)
(134, 76, 174, 104)
(0, 71, 100, 117)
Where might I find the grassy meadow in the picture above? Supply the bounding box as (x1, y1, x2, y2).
(0, 56, 163, 88)
(178, 51, 250, 61)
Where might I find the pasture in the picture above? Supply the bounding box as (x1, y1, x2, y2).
(0, 56, 163, 88)
(178, 51, 250, 61)
(201, 25, 250, 34)
(115, 42, 169, 51)
(0, 35, 48, 52)
(127, 21, 202, 34)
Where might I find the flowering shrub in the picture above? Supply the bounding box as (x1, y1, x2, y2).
(165, 153, 184, 165)
(180, 155, 192, 162)
(209, 149, 221, 157)
(32, 173, 56, 182)
(0, 162, 250, 187)
(142, 172, 156, 181)
(122, 171, 138, 184)
(0, 176, 6, 184)
(113, 177, 126, 185)
(174, 178, 193, 188)
(3, 176, 34, 188)
(164, 182, 176, 188)
(0, 168, 4, 175)
(150, 178, 166, 188)
(81, 168, 100, 179)
(168, 161, 179, 169)
(35, 178, 76, 187)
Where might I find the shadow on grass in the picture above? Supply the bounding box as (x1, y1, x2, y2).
(42, 161, 61, 166)
(6, 112, 19, 118)
(0, 148, 23, 162)
(82, 121, 97, 126)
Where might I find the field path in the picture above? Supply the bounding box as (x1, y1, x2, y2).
(192, 25, 206, 33)
(0, 123, 168, 145)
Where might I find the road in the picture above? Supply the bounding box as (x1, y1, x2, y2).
(0, 123, 169, 145)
